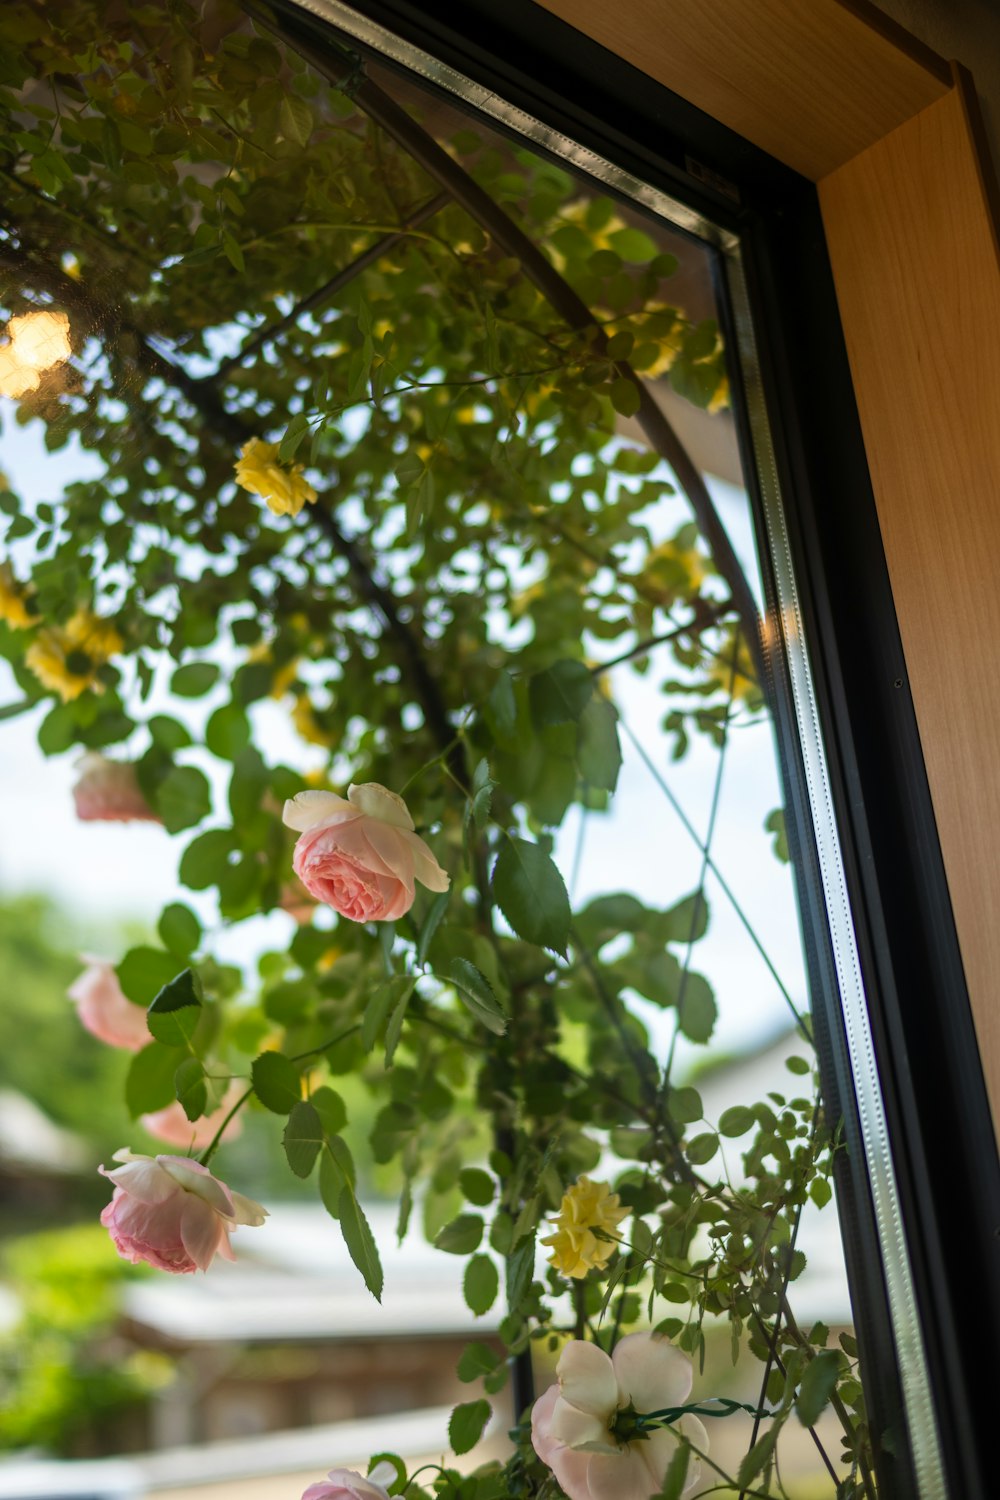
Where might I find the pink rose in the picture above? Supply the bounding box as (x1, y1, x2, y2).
(282, 783, 449, 923)
(68, 958, 151, 1052)
(100, 1151, 267, 1274)
(531, 1334, 707, 1500)
(141, 1085, 245, 1150)
(72, 752, 162, 823)
(301, 1462, 396, 1500)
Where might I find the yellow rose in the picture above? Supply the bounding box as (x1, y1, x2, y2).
(0, 563, 35, 630)
(234, 437, 317, 518)
(541, 1176, 629, 1279)
(25, 606, 123, 701)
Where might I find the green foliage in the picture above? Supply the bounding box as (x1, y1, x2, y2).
(0, 3, 867, 1490)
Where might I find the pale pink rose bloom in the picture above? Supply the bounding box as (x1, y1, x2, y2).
(283, 783, 449, 923)
(68, 958, 151, 1052)
(141, 1085, 245, 1150)
(531, 1333, 708, 1500)
(100, 1150, 267, 1274)
(301, 1461, 395, 1500)
(72, 752, 162, 823)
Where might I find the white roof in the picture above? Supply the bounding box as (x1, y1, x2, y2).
(123, 1204, 500, 1342)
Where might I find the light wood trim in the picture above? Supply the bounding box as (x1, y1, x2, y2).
(818, 76, 1000, 1122)
(533, 0, 950, 179)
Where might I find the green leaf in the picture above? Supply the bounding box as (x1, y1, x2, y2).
(786, 1054, 811, 1076)
(205, 703, 250, 760)
(492, 838, 570, 956)
(457, 1342, 500, 1381)
(667, 1087, 702, 1125)
(765, 807, 790, 862)
(251, 1051, 302, 1114)
(435, 1213, 484, 1255)
(339, 1187, 383, 1301)
(117, 947, 180, 1006)
(283, 1100, 323, 1178)
(174, 1057, 207, 1121)
(719, 1105, 755, 1138)
(677, 974, 717, 1043)
(310, 1085, 347, 1136)
(155, 764, 212, 833)
(221, 229, 245, 274)
(796, 1350, 841, 1427)
(38, 702, 79, 754)
(158, 902, 202, 958)
(529, 659, 592, 727)
(170, 662, 220, 698)
(279, 94, 313, 147)
(577, 697, 621, 791)
(361, 978, 406, 1052)
(685, 1132, 719, 1165)
(737, 1424, 780, 1491)
(384, 980, 416, 1068)
(319, 1136, 356, 1218)
(416, 890, 450, 963)
(459, 1168, 495, 1206)
(463, 1255, 499, 1316)
(609, 377, 642, 417)
(486, 669, 517, 742)
(506, 1236, 535, 1308)
(147, 968, 202, 1048)
(148, 714, 193, 750)
(447, 959, 507, 1035)
(126, 1042, 184, 1117)
(179, 828, 237, 889)
(449, 1399, 490, 1456)
(809, 1177, 833, 1209)
(657, 1440, 691, 1500)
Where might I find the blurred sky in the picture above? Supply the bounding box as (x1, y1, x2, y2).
(0, 406, 808, 1070)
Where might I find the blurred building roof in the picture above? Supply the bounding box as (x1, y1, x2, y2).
(122, 1204, 500, 1345)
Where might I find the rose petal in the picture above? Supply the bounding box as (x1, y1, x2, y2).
(557, 1339, 619, 1419)
(282, 790, 354, 832)
(640, 1414, 707, 1495)
(362, 818, 417, 887)
(230, 1189, 269, 1227)
(158, 1156, 236, 1219)
(179, 1193, 225, 1271)
(101, 1158, 177, 1206)
(397, 826, 450, 892)
(611, 1332, 693, 1414)
(548, 1395, 614, 1452)
(579, 1447, 658, 1500)
(347, 782, 415, 830)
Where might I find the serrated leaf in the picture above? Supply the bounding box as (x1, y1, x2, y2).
(528, 659, 592, 727)
(657, 1440, 691, 1500)
(457, 1342, 500, 1381)
(147, 969, 202, 1048)
(447, 959, 507, 1035)
(577, 696, 621, 791)
(361, 978, 404, 1051)
(449, 1399, 490, 1456)
(279, 94, 312, 146)
(435, 1213, 484, 1254)
(318, 1136, 356, 1218)
(416, 890, 450, 964)
(251, 1050, 301, 1114)
(492, 838, 570, 956)
(486, 669, 517, 742)
(677, 974, 717, 1043)
(796, 1350, 841, 1426)
(809, 1177, 833, 1209)
(156, 764, 212, 833)
(384, 979, 415, 1067)
(737, 1424, 780, 1490)
(609, 376, 641, 417)
(339, 1186, 383, 1301)
(174, 1057, 207, 1121)
(283, 1100, 323, 1178)
(463, 1255, 499, 1315)
(310, 1085, 347, 1136)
